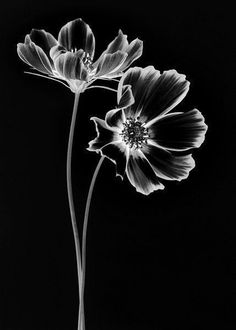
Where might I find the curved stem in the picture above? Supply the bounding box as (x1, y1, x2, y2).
(78, 156, 105, 330)
(24, 71, 70, 89)
(66, 92, 82, 328)
(86, 85, 117, 92)
(99, 77, 120, 82)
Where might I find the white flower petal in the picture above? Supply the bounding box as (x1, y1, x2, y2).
(92, 31, 142, 77)
(119, 67, 190, 124)
(58, 18, 95, 59)
(87, 117, 118, 152)
(148, 109, 208, 151)
(29, 29, 57, 67)
(117, 84, 135, 108)
(105, 85, 134, 130)
(92, 29, 128, 69)
(104, 29, 129, 54)
(143, 142, 196, 181)
(144, 70, 190, 126)
(94, 51, 128, 77)
(118, 38, 143, 72)
(118, 66, 161, 119)
(126, 149, 165, 195)
(105, 109, 126, 130)
(100, 141, 127, 179)
(50, 44, 66, 62)
(17, 35, 54, 75)
(54, 50, 88, 80)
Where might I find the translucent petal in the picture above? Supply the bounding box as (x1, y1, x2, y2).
(17, 35, 53, 75)
(54, 50, 88, 80)
(148, 109, 208, 151)
(119, 66, 161, 119)
(29, 29, 57, 66)
(143, 70, 190, 125)
(105, 109, 125, 130)
(95, 51, 128, 77)
(101, 141, 127, 179)
(126, 149, 165, 195)
(50, 44, 67, 61)
(105, 85, 134, 130)
(143, 142, 196, 181)
(92, 30, 128, 69)
(104, 29, 129, 54)
(117, 85, 135, 109)
(58, 18, 95, 59)
(87, 117, 118, 151)
(118, 38, 143, 71)
(119, 67, 190, 124)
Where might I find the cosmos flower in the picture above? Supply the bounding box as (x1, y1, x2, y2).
(17, 18, 143, 93)
(87, 66, 208, 195)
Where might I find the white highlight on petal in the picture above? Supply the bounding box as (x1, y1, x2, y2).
(146, 109, 208, 151)
(145, 70, 190, 127)
(17, 45, 32, 67)
(104, 29, 129, 54)
(105, 108, 126, 130)
(143, 140, 196, 181)
(87, 117, 121, 152)
(100, 141, 128, 179)
(156, 153, 196, 182)
(117, 84, 135, 109)
(58, 18, 95, 59)
(17, 35, 54, 75)
(95, 51, 128, 77)
(35, 46, 54, 74)
(126, 148, 165, 195)
(118, 38, 143, 72)
(93, 30, 143, 78)
(118, 65, 161, 118)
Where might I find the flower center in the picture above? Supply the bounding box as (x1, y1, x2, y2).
(70, 49, 93, 71)
(120, 117, 149, 149)
(83, 52, 93, 70)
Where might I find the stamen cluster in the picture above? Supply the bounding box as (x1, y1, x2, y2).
(120, 117, 149, 149)
(83, 53, 93, 70)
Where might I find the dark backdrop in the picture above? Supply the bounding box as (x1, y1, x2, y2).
(0, 1, 235, 330)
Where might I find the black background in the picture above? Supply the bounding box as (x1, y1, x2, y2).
(0, 1, 235, 330)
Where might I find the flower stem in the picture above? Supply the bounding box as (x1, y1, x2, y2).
(66, 92, 82, 328)
(24, 71, 70, 89)
(78, 156, 105, 330)
(87, 85, 117, 92)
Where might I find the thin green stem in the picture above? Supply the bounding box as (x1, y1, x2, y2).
(66, 92, 82, 329)
(87, 85, 117, 92)
(78, 156, 105, 330)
